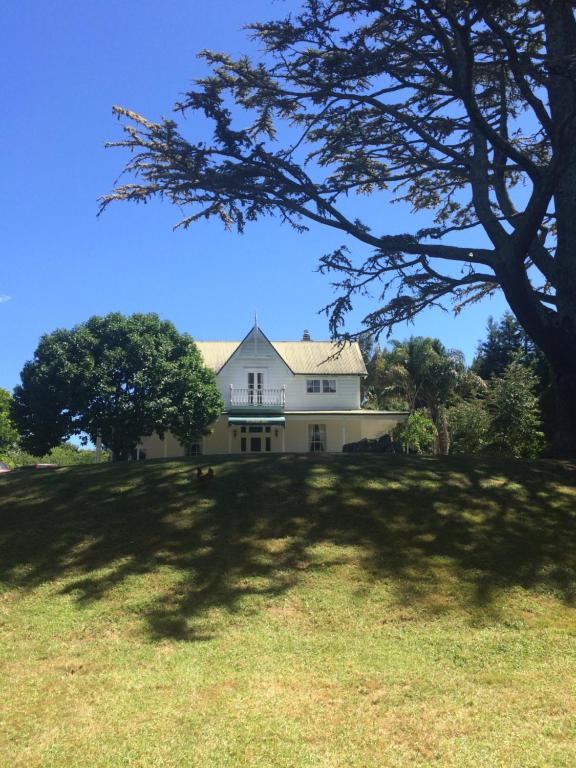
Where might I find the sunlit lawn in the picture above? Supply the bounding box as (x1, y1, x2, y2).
(1, 454, 575, 767)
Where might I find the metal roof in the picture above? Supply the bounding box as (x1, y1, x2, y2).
(195, 342, 240, 373)
(195, 339, 367, 375)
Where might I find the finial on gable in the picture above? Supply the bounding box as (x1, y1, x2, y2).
(254, 310, 258, 329)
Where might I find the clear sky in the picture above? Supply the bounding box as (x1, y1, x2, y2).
(0, 0, 509, 393)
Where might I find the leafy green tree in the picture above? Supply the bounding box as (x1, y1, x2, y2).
(474, 312, 555, 440)
(0, 388, 18, 452)
(12, 313, 222, 461)
(101, 1, 576, 455)
(396, 410, 436, 455)
(362, 345, 412, 412)
(365, 337, 470, 454)
(486, 360, 546, 458)
(448, 400, 491, 456)
(43, 443, 111, 465)
(473, 313, 539, 380)
(0, 443, 111, 469)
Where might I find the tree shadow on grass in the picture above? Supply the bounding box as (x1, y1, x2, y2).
(0, 454, 575, 640)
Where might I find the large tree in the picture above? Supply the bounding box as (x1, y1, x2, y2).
(12, 313, 222, 460)
(100, 0, 576, 454)
(473, 312, 541, 380)
(486, 358, 546, 457)
(473, 311, 556, 438)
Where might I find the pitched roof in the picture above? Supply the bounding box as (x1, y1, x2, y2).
(195, 339, 367, 375)
(271, 341, 367, 375)
(194, 342, 240, 373)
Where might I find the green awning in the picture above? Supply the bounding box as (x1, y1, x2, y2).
(228, 416, 285, 427)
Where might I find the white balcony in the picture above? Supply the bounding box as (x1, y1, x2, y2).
(229, 386, 286, 409)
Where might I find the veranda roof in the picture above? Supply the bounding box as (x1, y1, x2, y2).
(228, 416, 286, 426)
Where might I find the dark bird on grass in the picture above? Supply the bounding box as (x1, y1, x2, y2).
(197, 466, 214, 485)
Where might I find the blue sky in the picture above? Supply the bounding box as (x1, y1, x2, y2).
(0, 0, 508, 393)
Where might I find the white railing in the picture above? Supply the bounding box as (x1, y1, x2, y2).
(229, 386, 286, 408)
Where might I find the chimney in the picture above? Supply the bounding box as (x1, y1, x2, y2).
(302, 329, 311, 341)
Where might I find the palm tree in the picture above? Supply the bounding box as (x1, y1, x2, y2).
(367, 337, 472, 455)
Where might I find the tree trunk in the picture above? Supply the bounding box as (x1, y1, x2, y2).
(107, 424, 133, 461)
(494, 256, 576, 458)
(551, 367, 576, 458)
(429, 403, 450, 456)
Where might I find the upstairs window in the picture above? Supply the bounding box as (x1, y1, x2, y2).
(307, 379, 336, 393)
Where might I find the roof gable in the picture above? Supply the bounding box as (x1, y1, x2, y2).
(196, 328, 367, 375)
(213, 325, 293, 374)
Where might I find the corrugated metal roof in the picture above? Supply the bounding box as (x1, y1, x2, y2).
(195, 342, 240, 372)
(195, 339, 367, 375)
(272, 342, 367, 375)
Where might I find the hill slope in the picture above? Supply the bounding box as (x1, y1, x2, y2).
(1, 455, 575, 767)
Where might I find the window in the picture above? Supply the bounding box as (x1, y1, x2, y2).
(241, 437, 247, 452)
(308, 424, 326, 452)
(248, 371, 264, 404)
(265, 437, 271, 452)
(248, 426, 263, 433)
(307, 379, 336, 394)
(185, 442, 202, 456)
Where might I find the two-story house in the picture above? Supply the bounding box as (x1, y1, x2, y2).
(137, 323, 407, 457)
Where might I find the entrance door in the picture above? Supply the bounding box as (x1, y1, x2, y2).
(239, 426, 274, 453)
(248, 371, 264, 404)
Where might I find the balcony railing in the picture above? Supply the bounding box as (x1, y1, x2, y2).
(229, 386, 286, 408)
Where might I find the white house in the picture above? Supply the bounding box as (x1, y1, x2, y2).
(138, 323, 407, 457)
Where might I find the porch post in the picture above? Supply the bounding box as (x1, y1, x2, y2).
(228, 427, 232, 454)
(342, 421, 347, 450)
(281, 426, 286, 452)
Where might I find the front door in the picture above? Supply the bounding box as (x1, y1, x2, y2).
(247, 371, 264, 404)
(238, 426, 276, 453)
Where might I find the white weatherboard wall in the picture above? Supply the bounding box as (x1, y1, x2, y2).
(215, 327, 291, 408)
(214, 327, 361, 410)
(285, 375, 361, 410)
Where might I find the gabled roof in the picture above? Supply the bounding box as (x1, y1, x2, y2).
(271, 342, 367, 375)
(194, 342, 241, 373)
(195, 328, 367, 375)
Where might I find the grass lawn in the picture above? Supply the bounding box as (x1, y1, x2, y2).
(1, 454, 576, 767)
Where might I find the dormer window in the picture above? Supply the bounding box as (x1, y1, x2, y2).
(306, 379, 336, 393)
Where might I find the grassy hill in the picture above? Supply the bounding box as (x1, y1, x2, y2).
(1, 454, 575, 767)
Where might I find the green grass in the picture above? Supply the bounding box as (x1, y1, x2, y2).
(1, 454, 575, 767)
